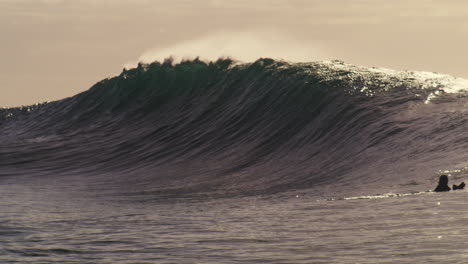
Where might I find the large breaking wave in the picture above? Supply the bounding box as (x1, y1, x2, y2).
(1, 58, 467, 199)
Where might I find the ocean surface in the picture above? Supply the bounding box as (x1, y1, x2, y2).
(1, 58, 467, 263)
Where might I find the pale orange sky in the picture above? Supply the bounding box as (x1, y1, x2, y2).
(1, 0, 467, 107)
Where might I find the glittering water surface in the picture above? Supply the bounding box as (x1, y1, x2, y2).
(1, 177, 467, 264)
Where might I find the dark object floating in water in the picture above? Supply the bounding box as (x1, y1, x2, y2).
(434, 175, 451, 192)
(434, 175, 465, 192)
(453, 182, 465, 190)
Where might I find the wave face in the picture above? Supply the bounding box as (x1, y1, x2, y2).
(1, 58, 467, 199)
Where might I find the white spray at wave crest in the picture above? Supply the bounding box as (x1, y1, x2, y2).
(124, 31, 330, 68)
(125, 32, 468, 103)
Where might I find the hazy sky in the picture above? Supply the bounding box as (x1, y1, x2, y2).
(1, 0, 468, 107)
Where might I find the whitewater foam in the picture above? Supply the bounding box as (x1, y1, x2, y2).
(319, 60, 468, 103)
